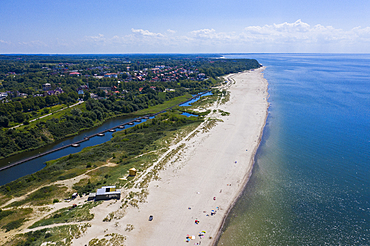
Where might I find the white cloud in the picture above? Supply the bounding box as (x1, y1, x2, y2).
(80, 21, 370, 53)
(17, 40, 48, 47)
(241, 20, 362, 44)
(131, 28, 164, 37)
(0, 40, 11, 44)
(167, 29, 176, 34)
(4, 20, 370, 53)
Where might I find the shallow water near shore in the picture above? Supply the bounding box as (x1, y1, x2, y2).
(217, 54, 370, 245)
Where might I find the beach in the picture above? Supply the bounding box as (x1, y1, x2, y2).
(71, 67, 269, 245)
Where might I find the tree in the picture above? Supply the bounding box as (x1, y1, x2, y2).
(14, 101, 23, 112)
(97, 89, 106, 98)
(14, 112, 25, 123)
(0, 116, 9, 127)
(83, 92, 90, 101)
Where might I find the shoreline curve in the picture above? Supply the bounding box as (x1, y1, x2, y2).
(71, 67, 269, 245)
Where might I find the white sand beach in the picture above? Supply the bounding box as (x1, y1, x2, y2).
(71, 67, 269, 245)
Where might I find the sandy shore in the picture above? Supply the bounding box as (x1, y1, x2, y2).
(71, 67, 269, 245)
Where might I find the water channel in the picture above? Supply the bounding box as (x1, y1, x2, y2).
(0, 91, 212, 186)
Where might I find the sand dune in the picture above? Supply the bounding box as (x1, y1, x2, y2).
(72, 67, 269, 246)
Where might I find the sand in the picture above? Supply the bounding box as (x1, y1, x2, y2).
(70, 67, 269, 245)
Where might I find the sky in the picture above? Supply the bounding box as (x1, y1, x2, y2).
(1, 0, 370, 54)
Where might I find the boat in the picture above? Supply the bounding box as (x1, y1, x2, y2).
(71, 143, 80, 147)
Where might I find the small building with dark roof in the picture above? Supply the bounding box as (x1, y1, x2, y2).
(89, 186, 121, 201)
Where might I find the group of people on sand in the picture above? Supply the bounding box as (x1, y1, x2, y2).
(185, 179, 233, 244)
(185, 231, 206, 244)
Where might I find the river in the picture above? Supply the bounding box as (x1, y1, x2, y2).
(0, 92, 212, 186)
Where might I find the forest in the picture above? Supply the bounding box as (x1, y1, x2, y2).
(0, 54, 261, 158)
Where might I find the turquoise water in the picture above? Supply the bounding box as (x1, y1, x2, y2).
(217, 54, 370, 245)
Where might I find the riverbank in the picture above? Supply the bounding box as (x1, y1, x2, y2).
(71, 67, 269, 245)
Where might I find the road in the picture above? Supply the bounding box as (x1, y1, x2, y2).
(10, 101, 84, 129)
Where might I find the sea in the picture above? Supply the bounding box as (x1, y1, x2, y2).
(217, 54, 370, 245)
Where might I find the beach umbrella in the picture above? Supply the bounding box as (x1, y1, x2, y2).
(201, 231, 206, 233)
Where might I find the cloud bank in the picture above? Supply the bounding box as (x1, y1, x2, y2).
(2, 20, 370, 53)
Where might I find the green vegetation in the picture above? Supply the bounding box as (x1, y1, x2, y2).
(9, 223, 91, 246)
(8, 185, 68, 207)
(88, 233, 126, 245)
(0, 111, 202, 199)
(0, 54, 260, 159)
(0, 54, 261, 245)
(1, 111, 203, 244)
(0, 209, 14, 220)
(2, 218, 25, 232)
(0, 208, 32, 232)
(218, 109, 230, 116)
(30, 202, 99, 229)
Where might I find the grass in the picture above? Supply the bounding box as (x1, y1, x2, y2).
(129, 93, 193, 116)
(5, 223, 91, 246)
(0, 208, 32, 232)
(218, 109, 230, 116)
(8, 185, 68, 207)
(16, 103, 82, 131)
(88, 233, 126, 246)
(0, 93, 222, 244)
(29, 201, 100, 229)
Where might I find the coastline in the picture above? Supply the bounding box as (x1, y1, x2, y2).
(212, 68, 269, 245)
(71, 67, 269, 245)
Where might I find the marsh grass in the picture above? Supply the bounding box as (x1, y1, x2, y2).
(218, 109, 230, 116)
(0, 108, 214, 244)
(29, 202, 100, 229)
(88, 233, 126, 246)
(8, 223, 91, 246)
(8, 185, 68, 207)
(0, 208, 32, 232)
(202, 118, 221, 133)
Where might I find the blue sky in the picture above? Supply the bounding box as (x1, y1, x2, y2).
(1, 0, 370, 53)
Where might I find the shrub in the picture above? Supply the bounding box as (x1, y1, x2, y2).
(2, 218, 25, 232)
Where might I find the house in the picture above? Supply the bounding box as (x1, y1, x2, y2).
(88, 186, 121, 201)
(78, 85, 89, 90)
(69, 72, 81, 76)
(129, 168, 137, 176)
(54, 88, 64, 95)
(197, 73, 206, 80)
(98, 87, 112, 91)
(104, 73, 118, 78)
(0, 92, 8, 101)
(46, 88, 64, 96)
(18, 93, 28, 98)
(43, 83, 52, 91)
(90, 93, 99, 99)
